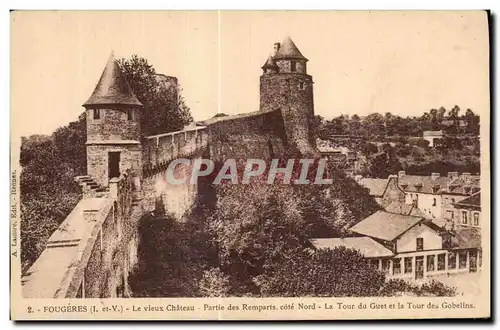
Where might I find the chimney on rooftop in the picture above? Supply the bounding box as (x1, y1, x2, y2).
(398, 171, 406, 179)
(447, 172, 459, 180)
(273, 42, 281, 56)
(431, 173, 440, 180)
(461, 172, 471, 184)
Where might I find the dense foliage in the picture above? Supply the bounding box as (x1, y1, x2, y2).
(20, 114, 86, 271)
(118, 55, 193, 136)
(130, 158, 388, 297)
(129, 200, 215, 297)
(255, 247, 386, 297)
(131, 188, 456, 298)
(352, 140, 480, 178)
(316, 105, 480, 139)
(316, 106, 480, 177)
(381, 279, 457, 297)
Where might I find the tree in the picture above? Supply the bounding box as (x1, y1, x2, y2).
(205, 158, 381, 295)
(437, 106, 447, 123)
(446, 105, 461, 135)
(326, 115, 348, 135)
(311, 115, 327, 139)
(20, 114, 86, 271)
(361, 142, 378, 158)
(464, 109, 480, 135)
(368, 145, 403, 178)
(129, 208, 211, 297)
(429, 108, 440, 130)
(362, 113, 385, 138)
(255, 247, 386, 297)
(349, 114, 362, 136)
(118, 55, 193, 136)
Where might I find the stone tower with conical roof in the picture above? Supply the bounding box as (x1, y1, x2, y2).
(83, 54, 143, 187)
(260, 37, 316, 155)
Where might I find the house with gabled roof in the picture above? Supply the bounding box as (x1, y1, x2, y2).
(356, 175, 405, 207)
(442, 174, 481, 227)
(356, 171, 482, 235)
(312, 210, 482, 281)
(423, 130, 443, 147)
(454, 191, 481, 224)
(397, 171, 450, 219)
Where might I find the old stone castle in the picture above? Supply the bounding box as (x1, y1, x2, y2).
(22, 37, 318, 298)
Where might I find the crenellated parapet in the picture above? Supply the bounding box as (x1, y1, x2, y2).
(142, 126, 209, 177)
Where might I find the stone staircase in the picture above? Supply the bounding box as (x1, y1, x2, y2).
(75, 175, 109, 197)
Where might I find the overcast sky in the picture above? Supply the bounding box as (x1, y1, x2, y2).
(11, 11, 489, 137)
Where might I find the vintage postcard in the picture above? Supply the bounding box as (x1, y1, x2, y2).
(10, 10, 490, 320)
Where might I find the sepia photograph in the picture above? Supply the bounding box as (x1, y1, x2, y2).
(10, 10, 490, 320)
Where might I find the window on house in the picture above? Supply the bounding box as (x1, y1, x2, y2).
(433, 198, 437, 206)
(448, 252, 457, 269)
(298, 82, 306, 90)
(291, 61, 296, 72)
(437, 253, 446, 271)
(127, 109, 133, 120)
(399, 194, 405, 203)
(461, 211, 468, 225)
(427, 255, 435, 271)
(93, 108, 101, 120)
(473, 213, 480, 226)
(459, 251, 467, 269)
(451, 198, 455, 203)
(382, 259, 390, 274)
(404, 257, 413, 274)
(416, 237, 424, 251)
(445, 210, 454, 220)
(393, 258, 401, 274)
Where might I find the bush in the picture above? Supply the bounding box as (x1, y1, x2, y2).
(199, 268, 231, 297)
(420, 280, 457, 296)
(408, 137, 430, 148)
(255, 247, 386, 297)
(380, 279, 456, 297)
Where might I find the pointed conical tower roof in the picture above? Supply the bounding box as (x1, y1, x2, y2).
(83, 54, 142, 108)
(274, 36, 308, 61)
(261, 54, 279, 70)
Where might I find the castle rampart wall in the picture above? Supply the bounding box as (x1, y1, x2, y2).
(22, 170, 140, 298)
(205, 109, 287, 161)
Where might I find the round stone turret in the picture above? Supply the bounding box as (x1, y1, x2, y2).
(259, 37, 315, 155)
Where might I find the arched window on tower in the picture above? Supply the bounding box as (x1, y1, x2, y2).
(291, 61, 297, 72)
